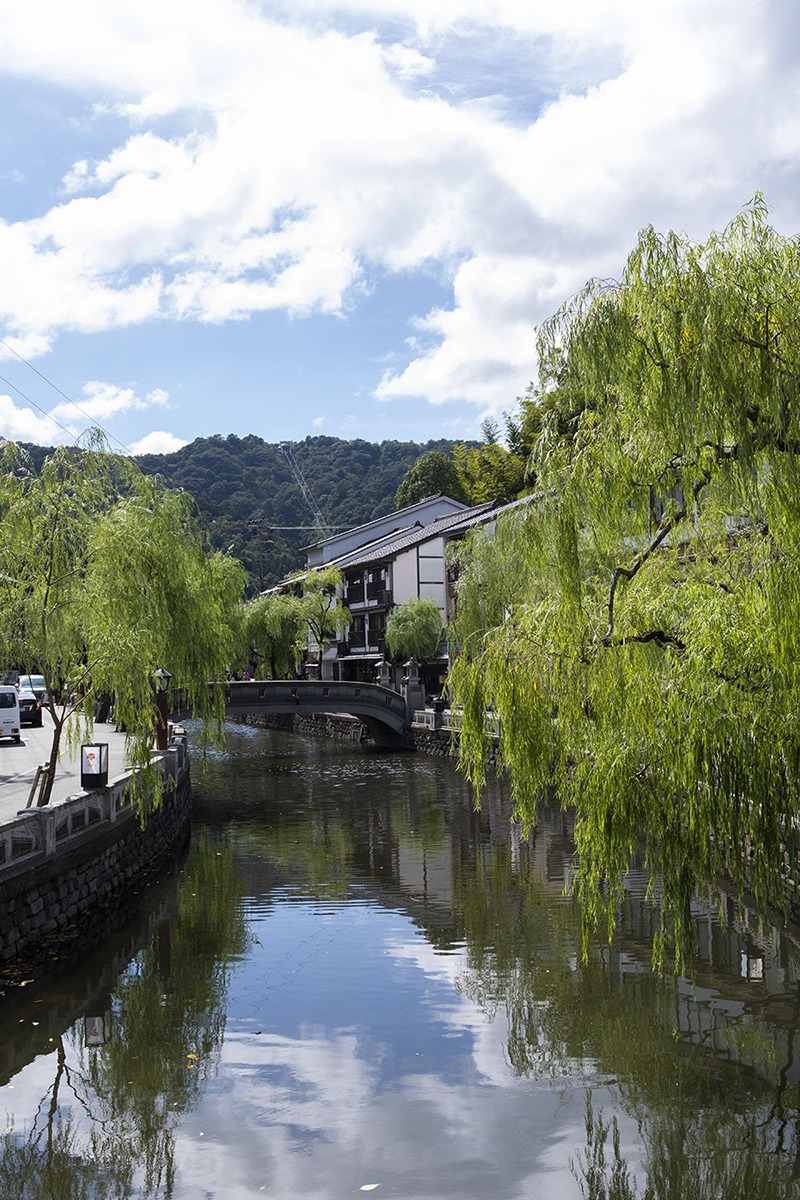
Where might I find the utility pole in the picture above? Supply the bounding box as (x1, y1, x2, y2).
(246, 519, 273, 592)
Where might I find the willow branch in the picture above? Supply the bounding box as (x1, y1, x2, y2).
(604, 629, 686, 650)
(602, 474, 709, 644)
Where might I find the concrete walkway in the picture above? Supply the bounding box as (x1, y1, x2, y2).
(0, 712, 131, 822)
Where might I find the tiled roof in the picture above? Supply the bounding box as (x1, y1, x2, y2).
(330, 502, 497, 570)
(299, 493, 467, 554)
(264, 494, 538, 595)
(441, 492, 538, 537)
(327, 524, 423, 569)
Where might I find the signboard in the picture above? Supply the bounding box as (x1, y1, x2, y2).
(81, 742, 109, 789)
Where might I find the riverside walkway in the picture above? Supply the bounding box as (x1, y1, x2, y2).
(0, 713, 130, 821)
(0, 678, 416, 824)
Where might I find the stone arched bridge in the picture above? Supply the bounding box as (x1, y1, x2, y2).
(221, 680, 411, 747)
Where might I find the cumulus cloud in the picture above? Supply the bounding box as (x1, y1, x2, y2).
(0, 0, 798, 429)
(0, 393, 75, 443)
(51, 381, 169, 424)
(0, 379, 174, 450)
(128, 430, 189, 455)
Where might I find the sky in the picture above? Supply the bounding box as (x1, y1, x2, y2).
(0, 0, 799, 456)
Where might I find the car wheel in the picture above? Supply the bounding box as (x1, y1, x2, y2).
(13, 735, 21, 743)
(35, 714, 43, 727)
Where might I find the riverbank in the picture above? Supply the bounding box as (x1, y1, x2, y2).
(0, 731, 191, 977)
(237, 707, 497, 763)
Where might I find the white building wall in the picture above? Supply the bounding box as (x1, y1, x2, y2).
(392, 549, 418, 605)
(417, 535, 447, 617)
(391, 537, 447, 618)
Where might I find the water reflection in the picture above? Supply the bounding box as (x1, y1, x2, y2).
(0, 724, 799, 1197)
(0, 835, 247, 1199)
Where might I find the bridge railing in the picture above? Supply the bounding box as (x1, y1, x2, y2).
(223, 679, 408, 721)
(412, 707, 500, 739)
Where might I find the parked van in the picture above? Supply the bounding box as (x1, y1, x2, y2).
(0, 685, 20, 743)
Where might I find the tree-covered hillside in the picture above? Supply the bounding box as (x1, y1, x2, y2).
(132, 433, 466, 591)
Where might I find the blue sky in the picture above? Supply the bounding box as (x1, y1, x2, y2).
(0, 0, 799, 455)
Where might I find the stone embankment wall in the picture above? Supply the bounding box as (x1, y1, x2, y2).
(240, 711, 500, 767)
(240, 711, 368, 743)
(0, 738, 191, 972)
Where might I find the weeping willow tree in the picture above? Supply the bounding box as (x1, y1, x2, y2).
(385, 596, 443, 662)
(0, 435, 246, 808)
(448, 197, 800, 969)
(241, 591, 306, 678)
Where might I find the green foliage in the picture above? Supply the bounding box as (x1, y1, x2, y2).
(301, 565, 350, 651)
(394, 449, 468, 507)
(448, 198, 800, 969)
(129, 433, 467, 591)
(453, 436, 527, 504)
(394, 423, 527, 509)
(0, 438, 246, 808)
(385, 597, 443, 662)
(242, 591, 306, 677)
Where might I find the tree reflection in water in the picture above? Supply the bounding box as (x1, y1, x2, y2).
(0, 834, 248, 1200)
(2, 737, 800, 1198)
(572, 1090, 800, 1200)
(455, 838, 800, 1199)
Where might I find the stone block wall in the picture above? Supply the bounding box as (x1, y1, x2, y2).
(239, 710, 500, 767)
(241, 711, 366, 743)
(0, 762, 192, 972)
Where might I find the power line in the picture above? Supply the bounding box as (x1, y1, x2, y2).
(278, 442, 332, 535)
(0, 336, 134, 455)
(0, 372, 82, 445)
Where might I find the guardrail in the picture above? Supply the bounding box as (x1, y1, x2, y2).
(411, 708, 500, 739)
(223, 679, 409, 737)
(0, 736, 189, 882)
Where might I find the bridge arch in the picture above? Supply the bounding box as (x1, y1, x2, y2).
(222, 680, 411, 747)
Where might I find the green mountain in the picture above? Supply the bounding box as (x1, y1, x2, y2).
(131, 433, 466, 591)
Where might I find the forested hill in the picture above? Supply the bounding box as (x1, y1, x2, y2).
(132, 433, 465, 590)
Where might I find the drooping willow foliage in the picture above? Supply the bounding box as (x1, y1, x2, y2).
(386, 597, 443, 663)
(447, 198, 800, 969)
(0, 434, 247, 809)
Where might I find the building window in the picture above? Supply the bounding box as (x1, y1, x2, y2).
(350, 614, 366, 649)
(346, 572, 365, 604)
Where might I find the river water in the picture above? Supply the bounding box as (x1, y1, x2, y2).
(1, 722, 800, 1198)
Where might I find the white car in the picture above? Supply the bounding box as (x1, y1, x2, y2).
(18, 673, 46, 701)
(0, 685, 21, 742)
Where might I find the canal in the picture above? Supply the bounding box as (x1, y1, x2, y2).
(1, 721, 800, 1198)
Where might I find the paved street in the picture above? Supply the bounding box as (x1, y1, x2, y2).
(0, 712, 131, 822)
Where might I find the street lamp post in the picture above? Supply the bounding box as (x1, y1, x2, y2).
(154, 667, 172, 751)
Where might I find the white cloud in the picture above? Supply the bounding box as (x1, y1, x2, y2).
(0, 393, 75, 443)
(0, 380, 174, 450)
(128, 430, 189, 455)
(0, 0, 798, 426)
(51, 380, 169, 424)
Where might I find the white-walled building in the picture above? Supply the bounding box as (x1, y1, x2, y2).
(290, 492, 534, 691)
(301, 494, 469, 568)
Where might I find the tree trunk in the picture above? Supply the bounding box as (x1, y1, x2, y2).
(37, 715, 65, 807)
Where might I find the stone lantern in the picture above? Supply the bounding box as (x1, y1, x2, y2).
(375, 658, 393, 689)
(401, 657, 425, 721)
